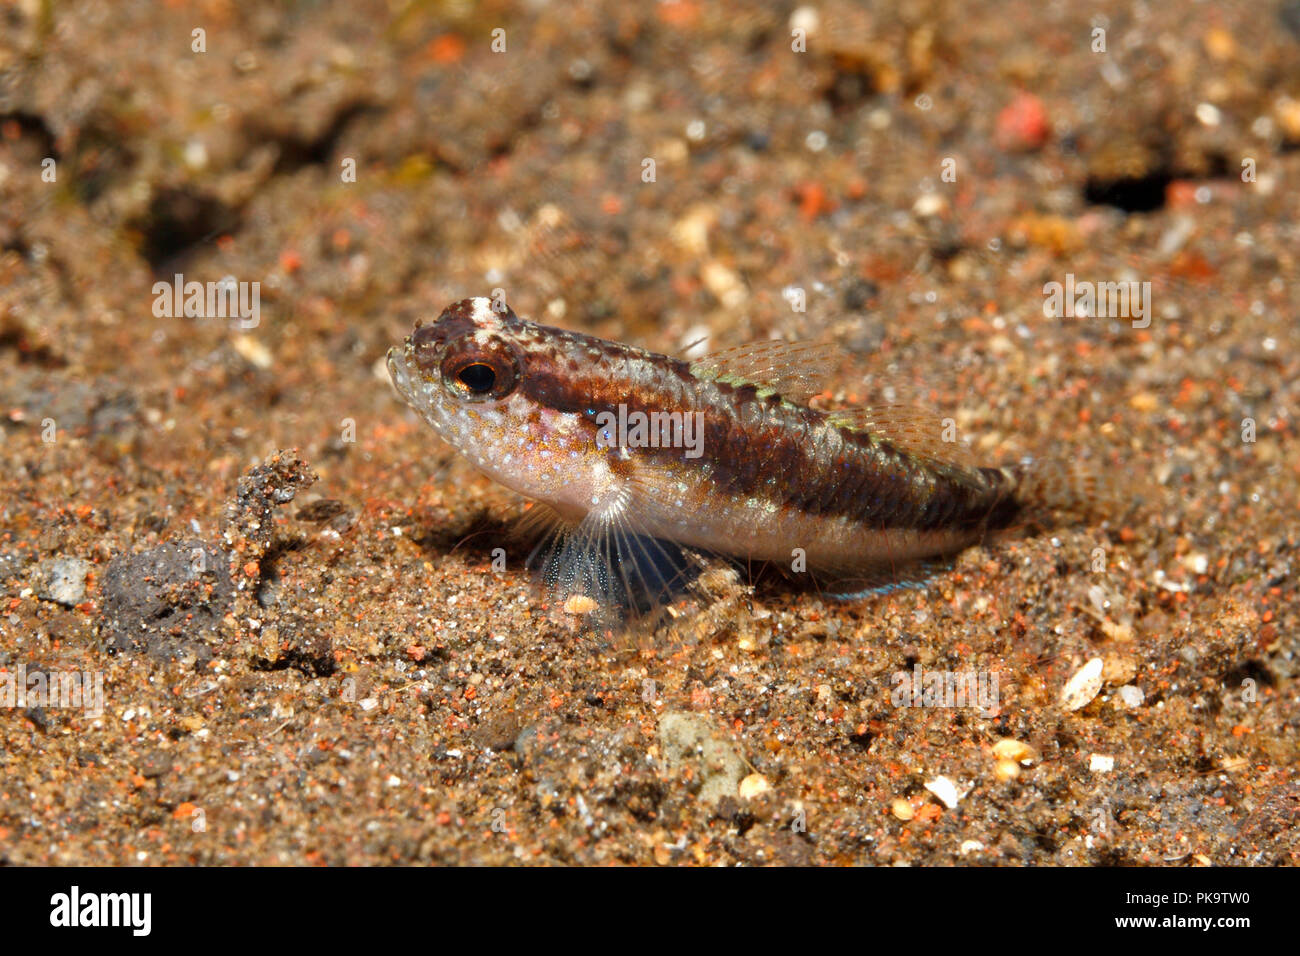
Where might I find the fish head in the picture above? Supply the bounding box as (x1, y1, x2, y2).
(387, 297, 618, 515)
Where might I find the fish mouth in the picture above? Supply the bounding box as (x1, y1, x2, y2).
(387, 341, 451, 440)
(386, 341, 430, 412)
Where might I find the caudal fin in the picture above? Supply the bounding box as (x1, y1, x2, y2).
(1010, 454, 1127, 521)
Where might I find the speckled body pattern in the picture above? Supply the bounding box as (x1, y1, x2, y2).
(387, 297, 1023, 578)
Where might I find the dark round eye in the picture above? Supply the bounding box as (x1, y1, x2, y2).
(440, 337, 520, 402)
(456, 362, 496, 394)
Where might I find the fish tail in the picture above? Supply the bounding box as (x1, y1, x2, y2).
(1007, 454, 1125, 520)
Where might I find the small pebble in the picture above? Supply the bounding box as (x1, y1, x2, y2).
(232, 335, 273, 369)
(1100, 620, 1135, 641)
(995, 91, 1050, 152)
(991, 738, 1038, 764)
(36, 557, 93, 607)
(1273, 95, 1300, 142)
(1102, 654, 1138, 685)
(912, 194, 947, 218)
(891, 798, 914, 821)
(789, 6, 820, 35)
(1089, 754, 1115, 773)
(738, 773, 770, 800)
(1118, 685, 1145, 708)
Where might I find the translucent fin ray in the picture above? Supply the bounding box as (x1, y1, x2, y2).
(689, 340, 842, 404)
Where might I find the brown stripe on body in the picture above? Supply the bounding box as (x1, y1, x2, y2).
(516, 325, 1020, 534)
(693, 387, 1019, 532)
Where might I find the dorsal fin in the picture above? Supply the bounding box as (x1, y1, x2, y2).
(827, 404, 980, 473)
(689, 340, 840, 403)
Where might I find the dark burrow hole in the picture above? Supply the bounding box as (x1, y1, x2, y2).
(256, 101, 375, 176)
(251, 647, 336, 678)
(1082, 170, 1174, 213)
(1084, 151, 1230, 214)
(128, 102, 372, 271)
(130, 186, 243, 273)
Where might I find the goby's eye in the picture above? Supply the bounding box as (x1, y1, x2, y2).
(440, 337, 520, 402)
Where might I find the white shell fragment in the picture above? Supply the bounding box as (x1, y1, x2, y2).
(924, 775, 971, 809)
(1117, 685, 1145, 708)
(1060, 657, 1104, 711)
(991, 738, 1038, 765)
(1089, 754, 1115, 773)
(738, 773, 771, 800)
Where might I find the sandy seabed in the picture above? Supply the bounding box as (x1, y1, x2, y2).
(0, 0, 1295, 865)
